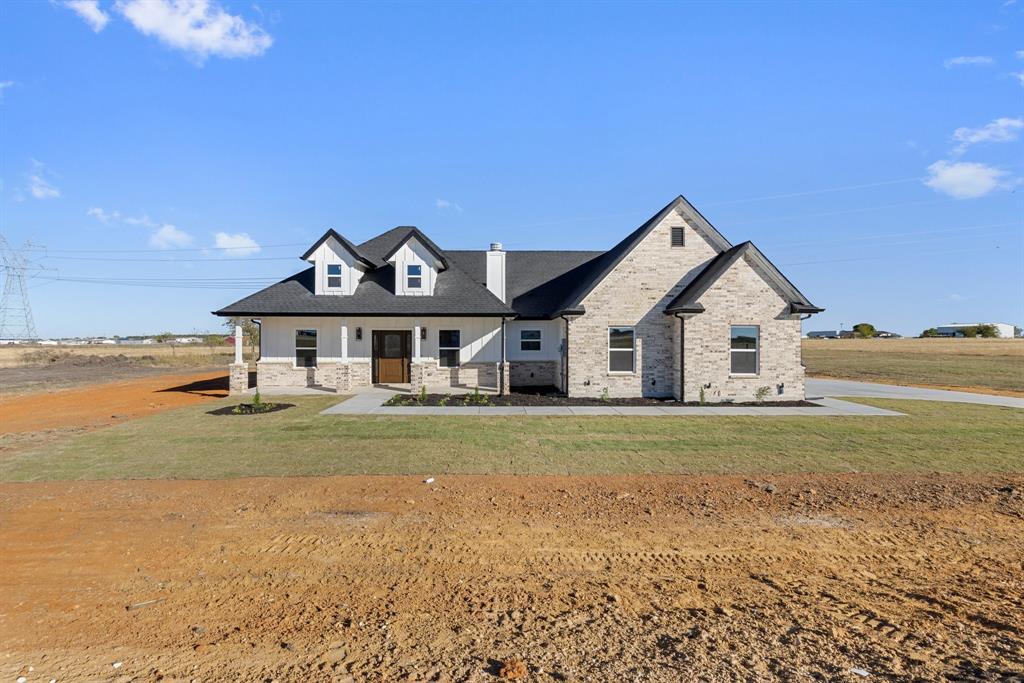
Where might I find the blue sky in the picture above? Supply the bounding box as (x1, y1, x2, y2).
(1, 0, 1021, 338)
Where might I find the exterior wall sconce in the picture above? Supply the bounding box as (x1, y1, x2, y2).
(420, 327, 427, 340)
(355, 327, 363, 341)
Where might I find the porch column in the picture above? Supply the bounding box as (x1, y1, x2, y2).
(229, 317, 247, 395)
(233, 320, 243, 364)
(413, 320, 421, 360)
(340, 319, 348, 361)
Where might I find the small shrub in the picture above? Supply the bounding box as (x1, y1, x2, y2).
(754, 386, 771, 404)
(699, 386, 706, 406)
(418, 385, 427, 404)
(600, 387, 610, 402)
(252, 389, 263, 407)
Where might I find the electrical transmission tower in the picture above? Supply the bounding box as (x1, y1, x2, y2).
(0, 235, 40, 340)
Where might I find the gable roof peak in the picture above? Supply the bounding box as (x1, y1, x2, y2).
(380, 226, 449, 270)
(301, 228, 375, 268)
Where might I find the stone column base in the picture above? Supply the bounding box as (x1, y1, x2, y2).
(229, 363, 248, 395)
(410, 362, 427, 394)
(498, 361, 510, 395)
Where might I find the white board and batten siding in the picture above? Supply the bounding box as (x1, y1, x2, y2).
(389, 238, 439, 296)
(260, 316, 504, 365)
(504, 319, 563, 361)
(306, 236, 365, 296)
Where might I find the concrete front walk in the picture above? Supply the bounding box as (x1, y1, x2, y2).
(806, 378, 1024, 409)
(320, 392, 903, 417)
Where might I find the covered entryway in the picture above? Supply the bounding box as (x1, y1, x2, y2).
(372, 330, 411, 384)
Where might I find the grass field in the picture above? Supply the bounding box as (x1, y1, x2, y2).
(0, 343, 235, 368)
(2, 395, 1021, 481)
(802, 337, 1024, 394)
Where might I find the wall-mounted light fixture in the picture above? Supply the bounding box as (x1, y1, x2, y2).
(355, 327, 363, 341)
(420, 327, 427, 340)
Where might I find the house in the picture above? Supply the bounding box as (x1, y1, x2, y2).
(875, 330, 901, 339)
(806, 330, 842, 339)
(215, 196, 823, 402)
(935, 322, 1014, 339)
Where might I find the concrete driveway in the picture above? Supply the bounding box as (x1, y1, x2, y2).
(806, 378, 1024, 409)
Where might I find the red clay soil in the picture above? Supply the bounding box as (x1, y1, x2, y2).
(0, 473, 1021, 682)
(0, 371, 228, 436)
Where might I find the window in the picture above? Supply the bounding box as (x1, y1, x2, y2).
(520, 329, 541, 351)
(438, 330, 460, 367)
(671, 226, 685, 247)
(608, 327, 635, 372)
(326, 263, 342, 289)
(407, 264, 422, 289)
(295, 329, 317, 368)
(730, 325, 759, 374)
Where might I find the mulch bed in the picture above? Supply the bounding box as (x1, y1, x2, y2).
(208, 403, 294, 416)
(388, 391, 820, 408)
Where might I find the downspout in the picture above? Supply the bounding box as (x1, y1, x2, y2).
(560, 314, 571, 396)
(500, 317, 507, 395)
(674, 312, 685, 401)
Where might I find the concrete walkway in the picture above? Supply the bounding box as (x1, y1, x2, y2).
(806, 378, 1024, 409)
(320, 392, 903, 417)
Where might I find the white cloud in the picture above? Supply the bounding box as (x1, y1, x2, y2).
(952, 117, 1024, 154)
(149, 223, 194, 248)
(116, 0, 273, 62)
(122, 213, 157, 227)
(27, 160, 60, 200)
(924, 160, 1008, 199)
(1017, 50, 1024, 59)
(944, 55, 994, 68)
(435, 198, 463, 212)
(65, 0, 111, 32)
(1013, 72, 1024, 87)
(213, 231, 260, 256)
(947, 294, 968, 302)
(87, 207, 121, 223)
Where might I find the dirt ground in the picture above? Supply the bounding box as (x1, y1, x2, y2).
(0, 370, 229, 452)
(1, 473, 1021, 682)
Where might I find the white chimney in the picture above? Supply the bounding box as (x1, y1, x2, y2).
(486, 242, 506, 303)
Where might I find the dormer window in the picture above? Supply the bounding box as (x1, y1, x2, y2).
(327, 264, 343, 289)
(407, 264, 422, 289)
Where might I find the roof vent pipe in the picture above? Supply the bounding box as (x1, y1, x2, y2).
(486, 242, 506, 303)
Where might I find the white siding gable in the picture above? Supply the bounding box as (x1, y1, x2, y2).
(306, 236, 365, 296)
(388, 237, 439, 295)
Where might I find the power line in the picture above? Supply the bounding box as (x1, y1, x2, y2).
(0, 236, 40, 339)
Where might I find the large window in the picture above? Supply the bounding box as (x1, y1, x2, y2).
(608, 327, 635, 372)
(730, 325, 759, 374)
(326, 263, 342, 289)
(407, 264, 422, 289)
(438, 329, 460, 367)
(295, 329, 317, 368)
(520, 329, 541, 351)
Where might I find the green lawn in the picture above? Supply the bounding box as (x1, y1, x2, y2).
(1, 396, 1021, 481)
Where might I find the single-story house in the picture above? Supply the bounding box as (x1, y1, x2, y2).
(936, 322, 1014, 339)
(215, 196, 823, 402)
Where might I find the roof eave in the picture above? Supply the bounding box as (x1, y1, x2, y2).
(791, 303, 825, 314)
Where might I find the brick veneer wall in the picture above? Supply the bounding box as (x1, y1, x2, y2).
(257, 362, 320, 388)
(681, 255, 805, 402)
(411, 362, 500, 391)
(510, 361, 559, 387)
(565, 207, 807, 402)
(566, 208, 719, 398)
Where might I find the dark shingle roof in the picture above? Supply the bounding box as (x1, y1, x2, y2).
(214, 196, 820, 320)
(214, 262, 514, 317)
(664, 241, 823, 315)
(299, 229, 375, 268)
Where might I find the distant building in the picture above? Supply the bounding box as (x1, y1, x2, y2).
(875, 330, 901, 339)
(936, 322, 1014, 339)
(806, 330, 843, 339)
(38, 339, 59, 346)
(174, 336, 202, 344)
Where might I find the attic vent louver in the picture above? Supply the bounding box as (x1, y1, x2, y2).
(671, 226, 685, 247)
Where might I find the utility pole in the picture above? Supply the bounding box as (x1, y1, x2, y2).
(0, 235, 40, 340)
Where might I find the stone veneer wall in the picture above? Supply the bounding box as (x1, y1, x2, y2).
(565, 208, 719, 398)
(229, 363, 248, 395)
(681, 255, 805, 402)
(509, 361, 559, 387)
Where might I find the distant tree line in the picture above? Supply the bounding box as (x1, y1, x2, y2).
(919, 324, 1000, 338)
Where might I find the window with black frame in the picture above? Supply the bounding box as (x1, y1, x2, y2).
(407, 264, 422, 289)
(326, 263, 342, 288)
(608, 327, 635, 372)
(520, 329, 541, 351)
(730, 325, 759, 374)
(438, 329, 460, 367)
(295, 329, 317, 367)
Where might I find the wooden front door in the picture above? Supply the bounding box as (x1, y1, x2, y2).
(372, 330, 411, 383)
